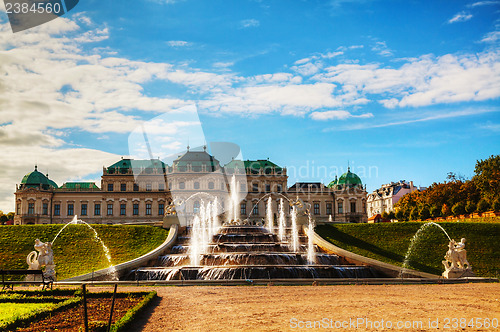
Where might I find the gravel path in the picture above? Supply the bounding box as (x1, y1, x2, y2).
(91, 283, 499, 331)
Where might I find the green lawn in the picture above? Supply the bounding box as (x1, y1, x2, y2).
(0, 302, 56, 327)
(316, 222, 500, 277)
(0, 225, 168, 280)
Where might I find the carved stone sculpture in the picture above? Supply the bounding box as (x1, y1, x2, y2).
(442, 238, 475, 278)
(26, 239, 56, 281)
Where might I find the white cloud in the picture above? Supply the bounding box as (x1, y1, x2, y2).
(481, 31, 500, 43)
(240, 19, 260, 29)
(447, 11, 473, 24)
(371, 41, 393, 57)
(468, 1, 500, 7)
(310, 110, 373, 121)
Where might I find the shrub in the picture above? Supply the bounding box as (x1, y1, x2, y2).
(410, 207, 419, 221)
(387, 211, 396, 220)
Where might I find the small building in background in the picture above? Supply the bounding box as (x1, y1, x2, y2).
(366, 180, 423, 218)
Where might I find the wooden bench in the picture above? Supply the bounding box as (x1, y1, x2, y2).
(0, 269, 53, 290)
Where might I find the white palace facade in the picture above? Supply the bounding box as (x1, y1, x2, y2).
(14, 149, 368, 225)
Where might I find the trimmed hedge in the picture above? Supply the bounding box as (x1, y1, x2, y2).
(111, 291, 157, 332)
(0, 225, 168, 280)
(316, 222, 500, 277)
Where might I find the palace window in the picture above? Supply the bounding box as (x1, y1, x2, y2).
(67, 204, 74, 216)
(28, 203, 34, 215)
(54, 204, 61, 216)
(16, 203, 20, 215)
(146, 183, 152, 192)
(194, 182, 200, 189)
(276, 184, 282, 192)
(252, 183, 259, 192)
(120, 204, 126, 216)
(208, 182, 214, 190)
(107, 203, 113, 216)
(313, 203, 320, 215)
(159, 183, 165, 191)
(121, 183, 127, 191)
(252, 203, 259, 216)
(351, 201, 356, 213)
(42, 203, 48, 215)
(158, 203, 164, 216)
(107, 183, 114, 192)
(265, 184, 271, 193)
(133, 183, 139, 192)
(240, 183, 246, 192)
(94, 203, 101, 216)
(133, 204, 139, 216)
(193, 201, 200, 214)
(179, 182, 185, 190)
(326, 203, 332, 215)
(240, 202, 247, 216)
(146, 203, 152, 215)
(81, 204, 88, 216)
(338, 202, 343, 214)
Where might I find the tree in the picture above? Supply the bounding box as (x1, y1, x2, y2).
(493, 198, 500, 212)
(430, 205, 441, 218)
(419, 205, 430, 220)
(381, 211, 389, 220)
(387, 211, 396, 220)
(477, 198, 490, 213)
(441, 203, 451, 217)
(451, 202, 465, 216)
(473, 155, 500, 202)
(465, 200, 476, 214)
(395, 209, 405, 221)
(410, 207, 419, 221)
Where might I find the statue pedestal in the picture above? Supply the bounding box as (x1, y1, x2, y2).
(163, 215, 180, 228)
(442, 268, 475, 279)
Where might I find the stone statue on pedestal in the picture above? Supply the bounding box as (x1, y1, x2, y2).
(442, 238, 475, 278)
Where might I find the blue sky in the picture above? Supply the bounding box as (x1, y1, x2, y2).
(0, 0, 499, 210)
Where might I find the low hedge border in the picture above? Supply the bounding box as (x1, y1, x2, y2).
(111, 291, 157, 332)
(0, 296, 81, 332)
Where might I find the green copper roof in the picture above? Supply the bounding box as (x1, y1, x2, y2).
(21, 166, 57, 189)
(328, 168, 362, 189)
(107, 159, 167, 174)
(225, 159, 283, 174)
(173, 150, 220, 171)
(61, 182, 99, 189)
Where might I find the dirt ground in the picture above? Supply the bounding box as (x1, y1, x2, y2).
(106, 283, 500, 332)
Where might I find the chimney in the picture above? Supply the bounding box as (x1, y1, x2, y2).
(410, 181, 414, 191)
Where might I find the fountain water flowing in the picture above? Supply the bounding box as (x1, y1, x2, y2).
(266, 197, 273, 233)
(52, 215, 118, 280)
(278, 198, 286, 242)
(399, 222, 452, 278)
(290, 206, 299, 252)
(307, 214, 316, 265)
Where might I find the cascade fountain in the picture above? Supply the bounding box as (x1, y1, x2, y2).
(133, 175, 378, 281)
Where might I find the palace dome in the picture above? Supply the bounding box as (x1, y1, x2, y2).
(21, 166, 58, 189)
(328, 168, 362, 189)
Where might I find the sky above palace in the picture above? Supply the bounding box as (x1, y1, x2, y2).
(0, 0, 499, 211)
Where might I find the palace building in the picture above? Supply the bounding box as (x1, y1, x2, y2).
(14, 149, 367, 225)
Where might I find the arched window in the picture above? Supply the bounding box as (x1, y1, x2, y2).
(208, 182, 214, 190)
(193, 201, 200, 213)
